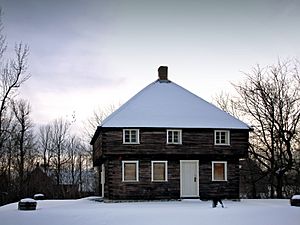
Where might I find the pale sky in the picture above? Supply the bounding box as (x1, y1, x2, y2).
(1, 0, 300, 129)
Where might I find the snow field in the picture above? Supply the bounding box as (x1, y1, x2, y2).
(0, 199, 299, 225)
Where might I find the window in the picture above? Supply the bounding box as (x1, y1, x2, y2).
(214, 130, 230, 145)
(151, 161, 168, 182)
(167, 129, 182, 144)
(123, 129, 139, 144)
(122, 161, 139, 182)
(212, 161, 227, 181)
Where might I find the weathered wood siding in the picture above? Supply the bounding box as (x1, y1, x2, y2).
(105, 159, 180, 200)
(199, 159, 240, 199)
(103, 157, 240, 200)
(92, 127, 248, 200)
(93, 128, 248, 164)
(93, 131, 103, 166)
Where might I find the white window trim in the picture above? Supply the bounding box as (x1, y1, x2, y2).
(214, 130, 230, 146)
(122, 161, 139, 182)
(123, 129, 140, 144)
(151, 161, 168, 182)
(212, 161, 228, 181)
(167, 129, 182, 144)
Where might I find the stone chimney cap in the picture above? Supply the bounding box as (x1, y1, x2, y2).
(158, 66, 168, 81)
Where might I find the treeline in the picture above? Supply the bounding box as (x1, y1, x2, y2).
(0, 112, 95, 205)
(0, 12, 95, 205)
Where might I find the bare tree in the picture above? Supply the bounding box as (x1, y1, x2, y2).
(34, 118, 97, 199)
(233, 60, 300, 198)
(213, 91, 241, 118)
(0, 9, 31, 203)
(10, 99, 34, 197)
(67, 135, 81, 185)
(66, 136, 92, 193)
(38, 124, 53, 172)
(0, 9, 30, 162)
(84, 104, 116, 140)
(51, 118, 70, 185)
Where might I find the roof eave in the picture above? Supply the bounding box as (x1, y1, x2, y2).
(90, 126, 102, 145)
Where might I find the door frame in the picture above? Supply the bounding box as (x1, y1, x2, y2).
(180, 160, 199, 198)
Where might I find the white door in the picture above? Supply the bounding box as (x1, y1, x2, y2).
(180, 160, 199, 197)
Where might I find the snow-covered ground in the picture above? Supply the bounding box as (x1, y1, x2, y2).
(0, 198, 299, 225)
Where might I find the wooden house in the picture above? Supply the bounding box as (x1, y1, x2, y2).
(91, 66, 250, 200)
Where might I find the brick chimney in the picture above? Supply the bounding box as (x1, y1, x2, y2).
(158, 66, 168, 81)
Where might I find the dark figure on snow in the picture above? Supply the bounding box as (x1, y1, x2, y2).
(212, 186, 225, 208)
(212, 198, 224, 208)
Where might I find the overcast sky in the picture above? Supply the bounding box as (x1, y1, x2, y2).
(1, 0, 300, 129)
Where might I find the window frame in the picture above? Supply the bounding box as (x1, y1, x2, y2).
(167, 129, 182, 144)
(151, 161, 168, 182)
(123, 129, 140, 144)
(212, 161, 228, 181)
(122, 161, 139, 182)
(214, 130, 230, 146)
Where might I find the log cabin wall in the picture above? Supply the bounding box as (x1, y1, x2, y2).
(93, 128, 249, 164)
(92, 127, 248, 200)
(198, 159, 240, 199)
(104, 159, 180, 200)
(93, 131, 103, 166)
(103, 157, 240, 200)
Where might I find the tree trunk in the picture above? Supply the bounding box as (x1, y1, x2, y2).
(79, 155, 82, 193)
(276, 174, 284, 198)
(57, 146, 61, 186)
(269, 174, 275, 198)
(18, 121, 25, 198)
(251, 181, 257, 198)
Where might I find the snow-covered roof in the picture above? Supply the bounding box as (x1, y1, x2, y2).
(102, 78, 250, 129)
